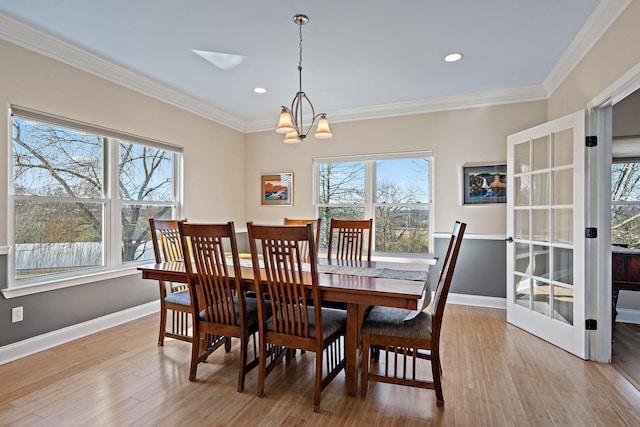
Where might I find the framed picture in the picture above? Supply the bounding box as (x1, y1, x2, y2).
(261, 173, 293, 206)
(462, 164, 507, 205)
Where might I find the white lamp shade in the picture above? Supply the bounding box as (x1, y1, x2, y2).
(314, 116, 333, 139)
(283, 132, 302, 144)
(276, 110, 295, 134)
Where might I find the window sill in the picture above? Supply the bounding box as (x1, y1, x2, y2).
(371, 254, 438, 268)
(1, 267, 141, 299)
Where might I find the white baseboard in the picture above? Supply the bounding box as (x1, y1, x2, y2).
(445, 294, 640, 324)
(0, 301, 159, 366)
(447, 293, 507, 309)
(15, 294, 631, 366)
(616, 308, 640, 324)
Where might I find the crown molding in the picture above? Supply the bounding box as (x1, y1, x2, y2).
(544, 0, 631, 97)
(0, 13, 247, 132)
(247, 85, 548, 132)
(1, 2, 628, 135)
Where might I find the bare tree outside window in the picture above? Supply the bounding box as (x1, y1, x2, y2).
(11, 116, 177, 280)
(375, 158, 429, 253)
(612, 161, 640, 248)
(316, 156, 431, 254)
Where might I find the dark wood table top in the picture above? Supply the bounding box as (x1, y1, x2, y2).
(138, 259, 427, 309)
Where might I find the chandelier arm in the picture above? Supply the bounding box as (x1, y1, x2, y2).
(276, 14, 332, 142)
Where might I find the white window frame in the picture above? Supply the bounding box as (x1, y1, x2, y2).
(3, 106, 183, 297)
(313, 150, 434, 261)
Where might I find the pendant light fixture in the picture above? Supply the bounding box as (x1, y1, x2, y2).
(275, 14, 333, 144)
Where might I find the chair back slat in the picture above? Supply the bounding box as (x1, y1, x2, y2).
(248, 222, 346, 412)
(248, 223, 320, 338)
(179, 222, 244, 327)
(327, 218, 373, 263)
(283, 218, 321, 263)
(150, 218, 184, 263)
(149, 218, 192, 345)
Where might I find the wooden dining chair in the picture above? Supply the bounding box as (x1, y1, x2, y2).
(327, 218, 373, 263)
(178, 221, 262, 392)
(360, 221, 466, 406)
(149, 218, 192, 346)
(283, 217, 321, 263)
(247, 222, 347, 412)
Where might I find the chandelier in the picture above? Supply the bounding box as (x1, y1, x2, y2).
(276, 14, 333, 144)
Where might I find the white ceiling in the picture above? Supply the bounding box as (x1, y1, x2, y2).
(0, 1, 626, 132)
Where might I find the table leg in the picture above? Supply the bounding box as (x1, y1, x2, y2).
(345, 303, 367, 396)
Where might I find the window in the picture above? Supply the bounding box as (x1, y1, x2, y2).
(611, 160, 640, 248)
(9, 107, 182, 286)
(314, 151, 432, 255)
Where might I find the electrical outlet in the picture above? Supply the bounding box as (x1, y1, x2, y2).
(11, 306, 23, 323)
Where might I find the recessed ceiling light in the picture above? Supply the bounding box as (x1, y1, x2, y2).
(253, 87, 267, 94)
(444, 53, 463, 63)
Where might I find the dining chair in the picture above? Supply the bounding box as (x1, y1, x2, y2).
(283, 217, 321, 263)
(178, 221, 262, 392)
(360, 221, 466, 406)
(327, 218, 373, 263)
(247, 222, 347, 412)
(149, 218, 192, 346)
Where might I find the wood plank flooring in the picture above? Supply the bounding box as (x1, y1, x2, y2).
(1, 305, 640, 426)
(613, 322, 640, 390)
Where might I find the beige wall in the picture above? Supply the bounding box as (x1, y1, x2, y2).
(548, 1, 640, 119)
(549, 2, 640, 312)
(245, 101, 547, 236)
(0, 38, 246, 245)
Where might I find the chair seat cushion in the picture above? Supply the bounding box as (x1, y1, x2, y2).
(266, 306, 346, 339)
(198, 296, 268, 330)
(362, 306, 432, 340)
(164, 289, 191, 306)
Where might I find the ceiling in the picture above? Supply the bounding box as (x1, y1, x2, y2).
(0, 1, 625, 132)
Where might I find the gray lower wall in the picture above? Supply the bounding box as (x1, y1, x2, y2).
(432, 236, 506, 298)
(0, 254, 157, 347)
(0, 236, 505, 348)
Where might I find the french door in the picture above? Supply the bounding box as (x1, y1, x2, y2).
(506, 111, 587, 359)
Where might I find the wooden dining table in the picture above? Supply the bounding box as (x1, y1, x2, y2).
(138, 257, 433, 396)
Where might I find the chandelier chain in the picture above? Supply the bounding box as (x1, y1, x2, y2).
(275, 13, 332, 143)
(298, 23, 303, 72)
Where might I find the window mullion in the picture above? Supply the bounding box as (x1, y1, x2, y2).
(108, 138, 119, 266)
(364, 160, 375, 219)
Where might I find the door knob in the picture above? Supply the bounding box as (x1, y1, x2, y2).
(505, 236, 513, 243)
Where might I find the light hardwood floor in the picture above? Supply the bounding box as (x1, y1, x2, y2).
(1, 305, 640, 426)
(613, 322, 640, 390)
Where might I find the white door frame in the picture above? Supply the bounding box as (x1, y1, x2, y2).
(587, 63, 640, 362)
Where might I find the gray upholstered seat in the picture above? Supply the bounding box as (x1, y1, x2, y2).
(197, 296, 268, 330)
(360, 221, 466, 407)
(362, 306, 432, 340)
(165, 288, 191, 306)
(265, 306, 347, 339)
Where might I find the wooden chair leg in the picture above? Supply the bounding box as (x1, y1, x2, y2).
(256, 336, 267, 397)
(237, 335, 248, 392)
(285, 348, 296, 364)
(189, 332, 201, 382)
(313, 350, 323, 412)
(158, 302, 167, 346)
(432, 353, 444, 406)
